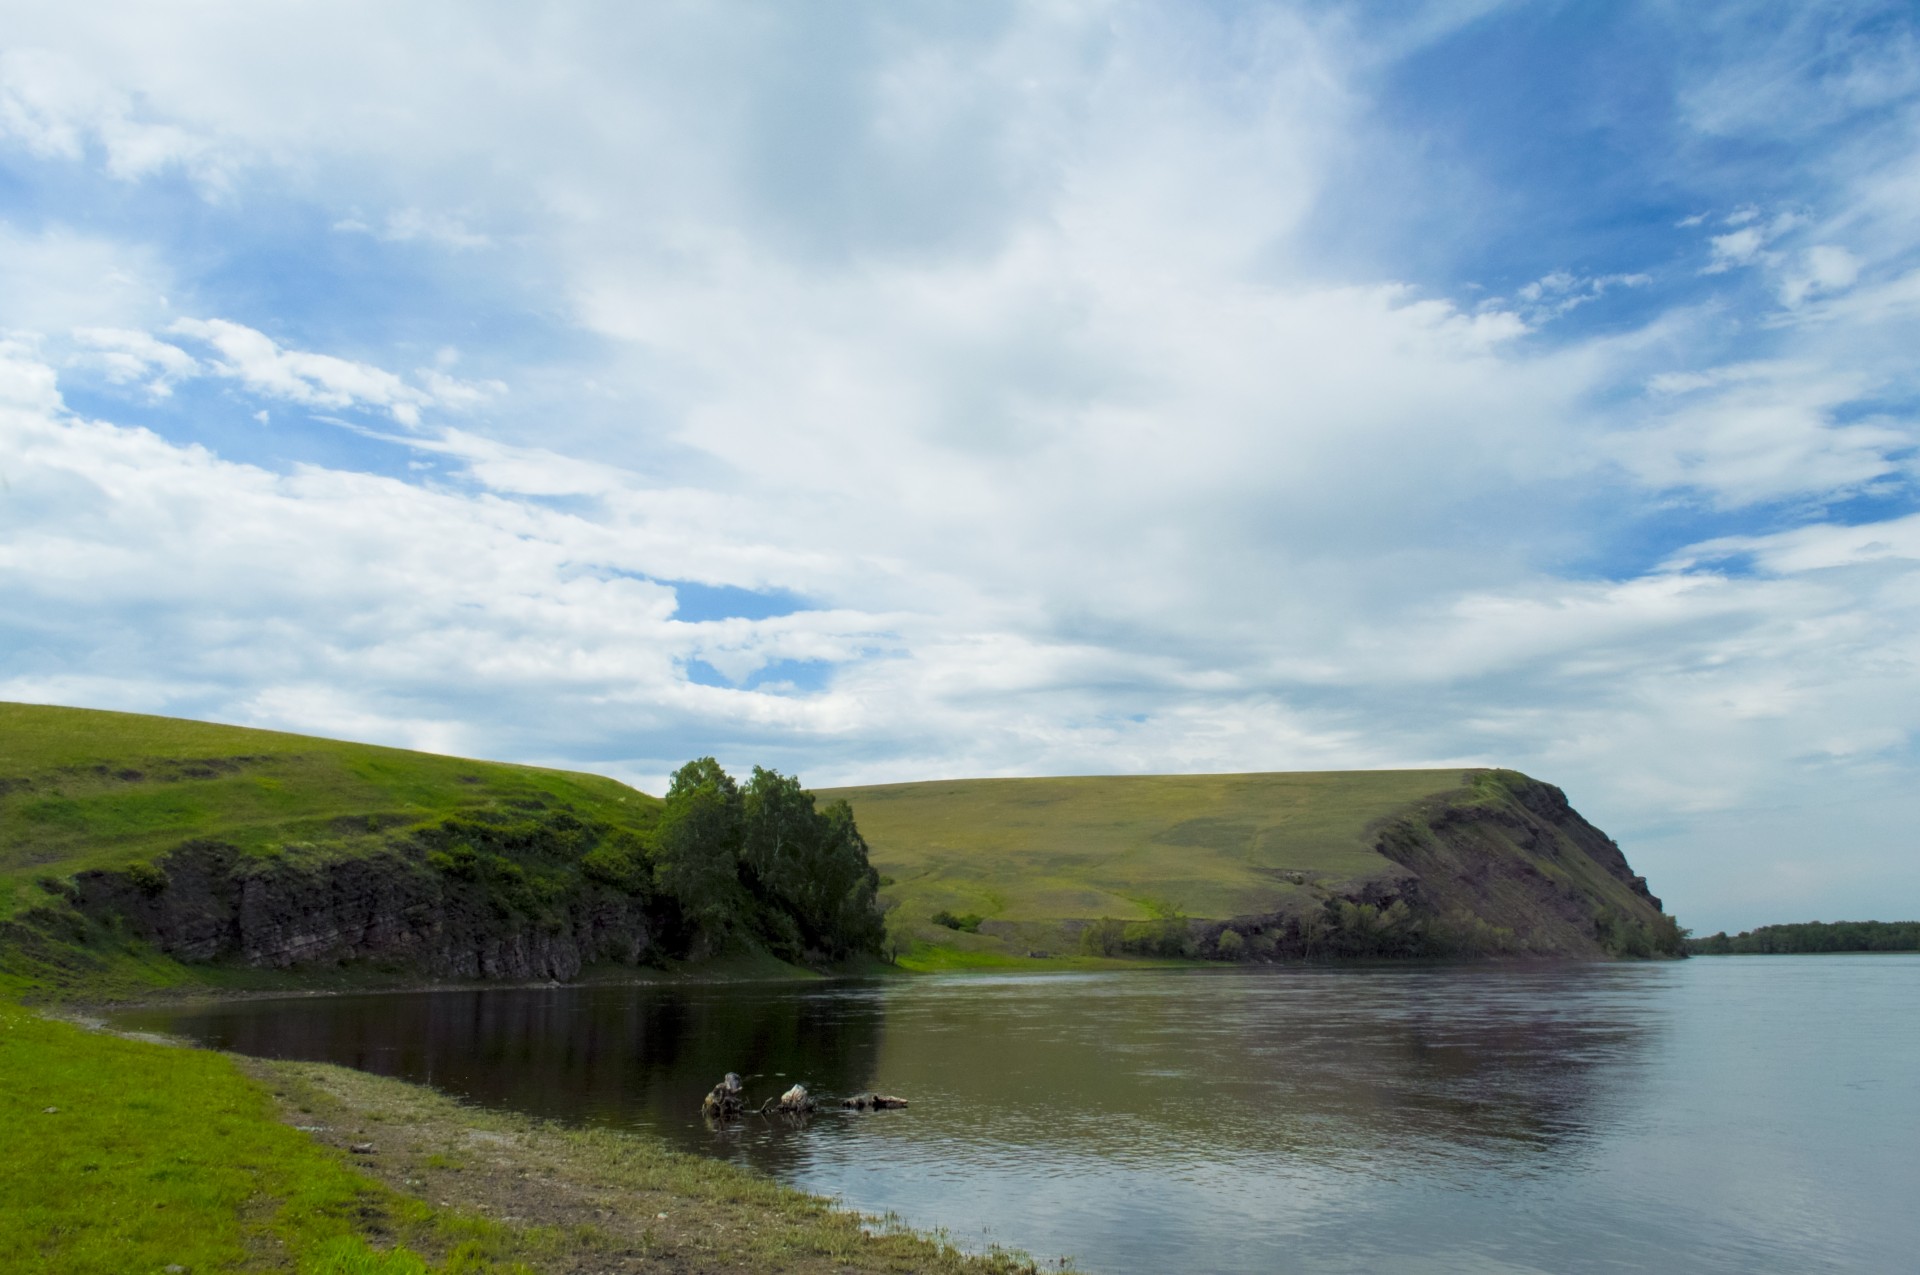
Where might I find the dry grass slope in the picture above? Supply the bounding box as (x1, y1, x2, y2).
(823, 770, 1476, 960)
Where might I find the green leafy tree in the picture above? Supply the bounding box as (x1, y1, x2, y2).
(739, 768, 884, 958)
(653, 758, 745, 942)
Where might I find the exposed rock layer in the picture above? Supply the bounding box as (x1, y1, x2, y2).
(1203, 771, 1674, 959)
(68, 840, 654, 980)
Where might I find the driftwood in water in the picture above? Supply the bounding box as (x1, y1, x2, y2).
(841, 1092, 910, 1111)
(773, 1083, 815, 1114)
(701, 1072, 745, 1119)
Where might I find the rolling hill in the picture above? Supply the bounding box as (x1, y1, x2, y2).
(829, 768, 1677, 962)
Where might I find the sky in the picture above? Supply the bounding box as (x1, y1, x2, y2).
(2, 1, 1917, 933)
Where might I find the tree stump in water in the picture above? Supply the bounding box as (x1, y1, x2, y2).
(841, 1092, 910, 1111)
(776, 1083, 815, 1114)
(701, 1072, 745, 1119)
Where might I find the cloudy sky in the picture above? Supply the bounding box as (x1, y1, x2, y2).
(3, 1, 1917, 931)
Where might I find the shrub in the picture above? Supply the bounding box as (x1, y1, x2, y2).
(1215, 927, 1245, 960)
(930, 909, 984, 933)
(122, 861, 168, 897)
(579, 832, 649, 893)
(1079, 916, 1125, 956)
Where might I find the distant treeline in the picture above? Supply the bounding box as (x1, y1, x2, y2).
(1687, 920, 1920, 955)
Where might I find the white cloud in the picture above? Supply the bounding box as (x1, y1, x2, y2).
(1614, 367, 1907, 506)
(71, 326, 200, 396)
(1780, 244, 1863, 306)
(164, 318, 497, 426)
(0, 48, 232, 187)
(335, 207, 493, 250)
(1704, 226, 1765, 272)
(1513, 269, 1653, 322)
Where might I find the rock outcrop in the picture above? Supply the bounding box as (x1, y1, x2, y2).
(65, 838, 656, 981)
(1197, 770, 1681, 960)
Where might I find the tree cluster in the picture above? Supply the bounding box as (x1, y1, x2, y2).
(415, 759, 888, 965)
(652, 758, 887, 961)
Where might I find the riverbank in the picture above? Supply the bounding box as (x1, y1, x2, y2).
(1, 1000, 1057, 1274)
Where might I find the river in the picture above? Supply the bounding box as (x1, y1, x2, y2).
(119, 955, 1919, 1274)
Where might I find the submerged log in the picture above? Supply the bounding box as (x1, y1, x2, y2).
(701, 1072, 745, 1119)
(841, 1092, 910, 1111)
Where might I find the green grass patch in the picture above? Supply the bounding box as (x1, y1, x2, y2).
(0, 1008, 530, 1273)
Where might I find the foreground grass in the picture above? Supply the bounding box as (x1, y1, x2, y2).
(3, 1004, 1051, 1274)
(827, 770, 1472, 957)
(0, 1008, 531, 1274)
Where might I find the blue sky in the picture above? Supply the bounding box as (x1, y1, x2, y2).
(3, 0, 1919, 931)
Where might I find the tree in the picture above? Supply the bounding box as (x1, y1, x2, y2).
(1080, 916, 1125, 956)
(653, 757, 745, 943)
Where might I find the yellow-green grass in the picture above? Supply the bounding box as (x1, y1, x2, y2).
(0, 1007, 533, 1274)
(825, 770, 1476, 955)
(0, 702, 659, 921)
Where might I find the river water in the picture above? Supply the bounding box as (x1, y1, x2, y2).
(120, 957, 1919, 1274)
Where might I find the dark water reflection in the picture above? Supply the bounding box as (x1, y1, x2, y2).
(123, 958, 1920, 1274)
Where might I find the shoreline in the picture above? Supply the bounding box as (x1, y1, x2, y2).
(4, 998, 1062, 1274)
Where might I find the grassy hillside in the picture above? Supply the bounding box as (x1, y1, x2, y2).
(827, 769, 1675, 963)
(0, 701, 658, 924)
(826, 770, 1469, 957)
(0, 702, 679, 1000)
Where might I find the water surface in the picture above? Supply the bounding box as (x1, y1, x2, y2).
(122, 957, 1920, 1273)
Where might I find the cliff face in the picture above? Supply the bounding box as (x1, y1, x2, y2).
(1363, 771, 1672, 957)
(64, 839, 657, 981)
(1178, 770, 1678, 960)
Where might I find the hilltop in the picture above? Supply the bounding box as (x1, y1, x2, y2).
(0, 701, 657, 893)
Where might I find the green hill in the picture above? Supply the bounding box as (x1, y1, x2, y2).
(0, 701, 656, 912)
(829, 769, 1679, 963)
(0, 701, 675, 998)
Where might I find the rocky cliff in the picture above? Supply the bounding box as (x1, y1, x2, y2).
(60, 837, 657, 981)
(1197, 770, 1680, 960)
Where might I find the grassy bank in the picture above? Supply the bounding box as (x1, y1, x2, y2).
(3, 1005, 1050, 1274)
